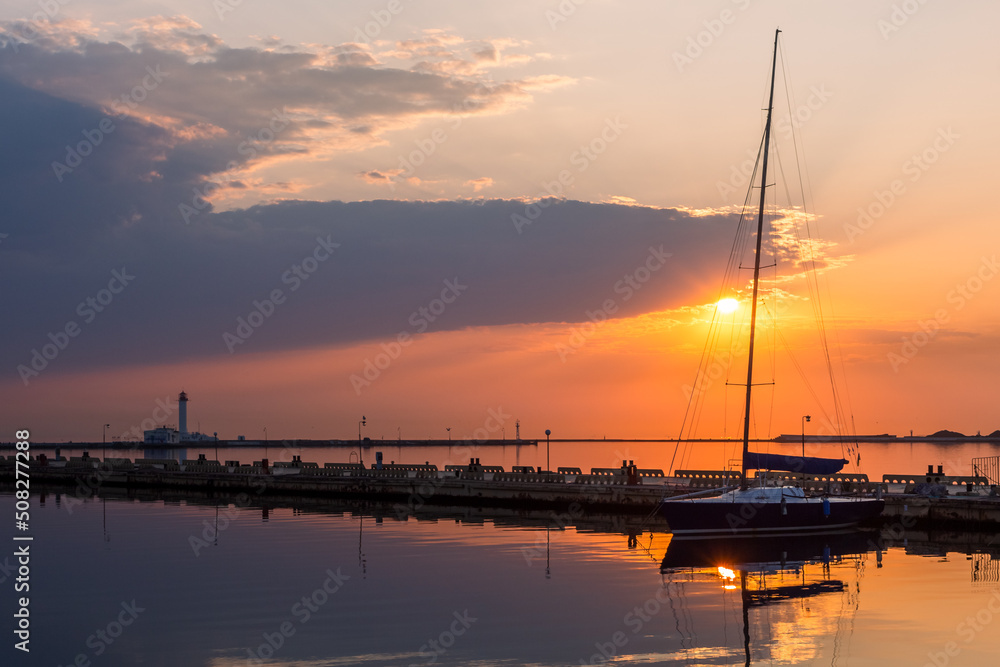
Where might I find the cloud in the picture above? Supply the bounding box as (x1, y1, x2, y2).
(0, 18, 571, 209)
(1, 160, 742, 380)
(382, 32, 544, 76)
(359, 169, 404, 185)
(464, 177, 493, 192)
(0, 18, 853, 391)
(473, 45, 499, 62)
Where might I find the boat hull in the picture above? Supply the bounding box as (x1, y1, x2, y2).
(659, 495, 885, 536)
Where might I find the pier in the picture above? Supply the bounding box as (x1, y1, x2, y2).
(6, 454, 1000, 530)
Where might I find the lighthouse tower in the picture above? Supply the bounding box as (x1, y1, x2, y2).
(178, 391, 189, 437)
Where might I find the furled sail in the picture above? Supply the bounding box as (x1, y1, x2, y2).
(743, 452, 848, 475)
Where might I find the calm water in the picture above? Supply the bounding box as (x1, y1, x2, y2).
(3, 485, 999, 666)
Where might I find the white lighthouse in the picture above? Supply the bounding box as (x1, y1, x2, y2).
(178, 391, 189, 437)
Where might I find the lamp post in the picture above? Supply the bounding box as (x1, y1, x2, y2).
(801, 415, 811, 458)
(545, 429, 551, 473)
(358, 416, 366, 466)
(446, 427, 451, 441)
(103, 423, 110, 460)
(397, 426, 401, 442)
(263, 426, 268, 460)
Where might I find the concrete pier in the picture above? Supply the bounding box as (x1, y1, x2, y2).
(11, 461, 670, 514)
(881, 495, 1000, 529)
(6, 455, 1000, 529)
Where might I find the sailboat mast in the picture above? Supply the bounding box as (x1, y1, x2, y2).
(740, 28, 780, 490)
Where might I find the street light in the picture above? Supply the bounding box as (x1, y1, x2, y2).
(446, 427, 451, 441)
(545, 429, 551, 473)
(358, 416, 366, 466)
(103, 423, 110, 461)
(263, 426, 268, 460)
(801, 415, 811, 458)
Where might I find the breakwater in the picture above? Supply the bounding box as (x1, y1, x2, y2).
(12, 438, 537, 450)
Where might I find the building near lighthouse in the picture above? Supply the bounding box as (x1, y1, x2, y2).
(144, 426, 180, 444)
(144, 391, 216, 444)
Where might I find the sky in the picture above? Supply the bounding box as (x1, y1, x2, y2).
(2, 0, 999, 443)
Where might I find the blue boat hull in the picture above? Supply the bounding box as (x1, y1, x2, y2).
(659, 497, 885, 535)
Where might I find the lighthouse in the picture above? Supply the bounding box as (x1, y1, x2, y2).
(178, 391, 189, 437)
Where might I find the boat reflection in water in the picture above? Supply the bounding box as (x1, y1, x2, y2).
(659, 529, 881, 666)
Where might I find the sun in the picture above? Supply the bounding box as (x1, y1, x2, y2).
(716, 298, 739, 314)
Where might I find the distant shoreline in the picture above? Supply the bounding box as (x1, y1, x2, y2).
(6, 435, 1000, 449)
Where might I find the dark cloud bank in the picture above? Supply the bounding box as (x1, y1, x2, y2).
(1, 63, 737, 383)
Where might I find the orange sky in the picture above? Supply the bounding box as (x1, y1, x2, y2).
(2, 2, 999, 442)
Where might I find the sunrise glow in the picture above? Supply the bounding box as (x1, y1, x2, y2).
(0, 2, 997, 443)
(716, 298, 739, 314)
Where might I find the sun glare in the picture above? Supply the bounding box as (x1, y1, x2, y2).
(716, 298, 739, 314)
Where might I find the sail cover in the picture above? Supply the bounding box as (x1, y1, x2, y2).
(744, 452, 848, 475)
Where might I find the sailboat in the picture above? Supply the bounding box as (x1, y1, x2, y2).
(658, 29, 885, 535)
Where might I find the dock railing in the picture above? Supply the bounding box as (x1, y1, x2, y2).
(972, 456, 1000, 485)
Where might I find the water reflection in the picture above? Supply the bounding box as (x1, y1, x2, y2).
(659, 530, 879, 666)
(972, 552, 1000, 585)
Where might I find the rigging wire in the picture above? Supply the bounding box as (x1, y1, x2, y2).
(667, 137, 763, 475)
(777, 38, 862, 468)
(669, 33, 865, 475)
